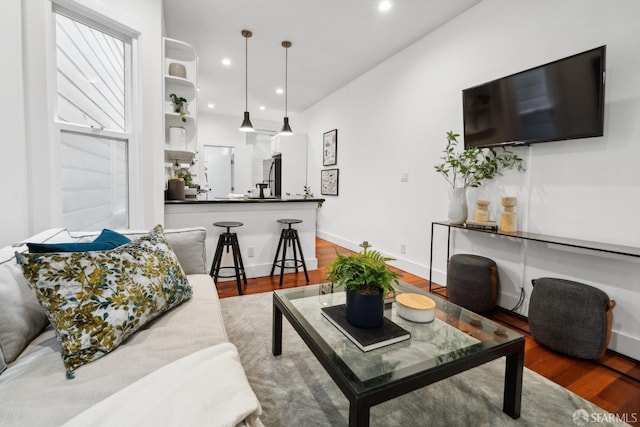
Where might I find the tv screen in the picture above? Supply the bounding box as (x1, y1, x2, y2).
(463, 46, 605, 148)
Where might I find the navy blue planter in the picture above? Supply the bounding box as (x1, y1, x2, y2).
(345, 288, 384, 329)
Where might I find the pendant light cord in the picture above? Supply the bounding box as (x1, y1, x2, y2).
(245, 34, 248, 111)
(284, 45, 288, 115)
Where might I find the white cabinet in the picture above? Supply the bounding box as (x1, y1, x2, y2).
(163, 38, 197, 164)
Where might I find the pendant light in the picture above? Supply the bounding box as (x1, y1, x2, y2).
(239, 29, 254, 132)
(279, 40, 293, 135)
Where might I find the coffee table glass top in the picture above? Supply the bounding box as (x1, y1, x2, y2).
(274, 281, 523, 392)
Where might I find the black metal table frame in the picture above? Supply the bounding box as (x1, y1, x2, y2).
(428, 221, 640, 293)
(272, 288, 525, 427)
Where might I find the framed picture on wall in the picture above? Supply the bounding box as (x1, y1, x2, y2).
(321, 169, 339, 196)
(323, 129, 337, 166)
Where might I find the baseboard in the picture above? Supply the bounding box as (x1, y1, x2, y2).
(609, 329, 640, 360)
(317, 230, 446, 286)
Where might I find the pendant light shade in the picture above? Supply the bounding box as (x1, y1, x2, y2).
(279, 40, 293, 136)
(239, 29, 254, 132)
(239, 111, 253, 131)
(280, 117, 293, 135)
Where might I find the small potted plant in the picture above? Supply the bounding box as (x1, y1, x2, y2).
(326, 242, 400, 328)
(169, 93, 188, 123)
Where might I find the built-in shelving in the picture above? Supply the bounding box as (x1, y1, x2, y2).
(163, 37, 198, 176)
(164, 149, 197, 163)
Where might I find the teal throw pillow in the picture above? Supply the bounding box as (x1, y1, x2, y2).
(27, 229, 131, 253)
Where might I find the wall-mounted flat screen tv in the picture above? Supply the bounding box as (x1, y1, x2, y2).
(463, 46, 605, 148)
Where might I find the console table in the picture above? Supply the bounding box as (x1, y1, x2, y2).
(429, 221, 640, 292)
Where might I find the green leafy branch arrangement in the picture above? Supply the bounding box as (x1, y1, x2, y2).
(169, 93, 188, 123)
(434, 131, 525, 188)
(326, 246, 400, 296)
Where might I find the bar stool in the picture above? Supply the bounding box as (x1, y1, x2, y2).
(270, 219, 309, 287)
(209, 221, 247, 295)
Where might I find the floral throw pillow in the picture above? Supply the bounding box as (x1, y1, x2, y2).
(16, 225, 192, 378)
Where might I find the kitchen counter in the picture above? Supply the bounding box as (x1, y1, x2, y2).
(165, 197, 324, 204)
(164, 198, 324, 280)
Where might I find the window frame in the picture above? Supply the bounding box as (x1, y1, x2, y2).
(51, 3, 139, 230)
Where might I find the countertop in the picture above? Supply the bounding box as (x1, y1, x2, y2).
(165, 197, 325, 205)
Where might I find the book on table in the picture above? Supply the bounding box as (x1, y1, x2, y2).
(321, 304, 411, 352)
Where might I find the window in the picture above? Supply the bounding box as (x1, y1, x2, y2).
(54, 10, 132, 230)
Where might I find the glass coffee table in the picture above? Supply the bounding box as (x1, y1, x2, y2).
(272, 281, 524, 427)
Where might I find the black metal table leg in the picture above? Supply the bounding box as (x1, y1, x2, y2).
(272, 296, 283, 356)
(503, 340, 524, 418)
(349, 399, 370, 427)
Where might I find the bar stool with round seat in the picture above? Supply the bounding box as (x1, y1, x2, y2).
(209, 221, 247, 295)
(270, 219, 309, 287)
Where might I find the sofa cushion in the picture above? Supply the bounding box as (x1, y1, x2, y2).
(0, 274, 226, 426)
(69, 227, 207, 275)
(27, 229, 131, 253)
(0, 228, 72, 366)
(16, 225, 192, 378)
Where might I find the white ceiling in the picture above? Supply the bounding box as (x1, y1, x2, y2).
(162, 0, 481, 123)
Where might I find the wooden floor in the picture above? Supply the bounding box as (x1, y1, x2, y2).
(216, 238, 640, 424)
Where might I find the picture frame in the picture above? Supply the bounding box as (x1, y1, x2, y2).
(321, 169, 339, 196)
(323, 129, 338, 166)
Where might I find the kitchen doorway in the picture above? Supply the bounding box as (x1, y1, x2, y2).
(203, 145, 234, 198)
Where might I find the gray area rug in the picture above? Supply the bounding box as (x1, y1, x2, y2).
(220, 292, 626, 427)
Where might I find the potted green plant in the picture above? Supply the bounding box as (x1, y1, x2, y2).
(169, 93, 188, 123)
(434, 131, 524, 224)
(326, 243, 400, 328)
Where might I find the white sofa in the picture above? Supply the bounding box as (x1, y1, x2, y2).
(0, 227, 262, 427)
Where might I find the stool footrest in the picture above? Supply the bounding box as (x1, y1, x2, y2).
(273, 259, 306, 269)
(213, 266, 246, 279)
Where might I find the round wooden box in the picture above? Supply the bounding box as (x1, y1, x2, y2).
(395, 293, 436, 323)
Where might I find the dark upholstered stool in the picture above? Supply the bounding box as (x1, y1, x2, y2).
(270, 219, 309, 287)
(209, 221, 247, 295)
(446, 254, 499, 313)
(529, 278, 616, 359)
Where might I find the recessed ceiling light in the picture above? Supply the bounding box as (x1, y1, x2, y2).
(197, 86, 200, 91)
(379, 1, 391, 12)
(276, 88, 284, 95)
(222, 58, 231, 66)
(259, 105, 266, 111)
(207, 103, 214, 109)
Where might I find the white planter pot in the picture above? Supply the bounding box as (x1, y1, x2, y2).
(169, 126, 186, 150)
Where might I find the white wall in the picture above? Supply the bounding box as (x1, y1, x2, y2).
(0, 0, 164, 248)
(302, 0, 640, 357)
(0, 0, 30, 246)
